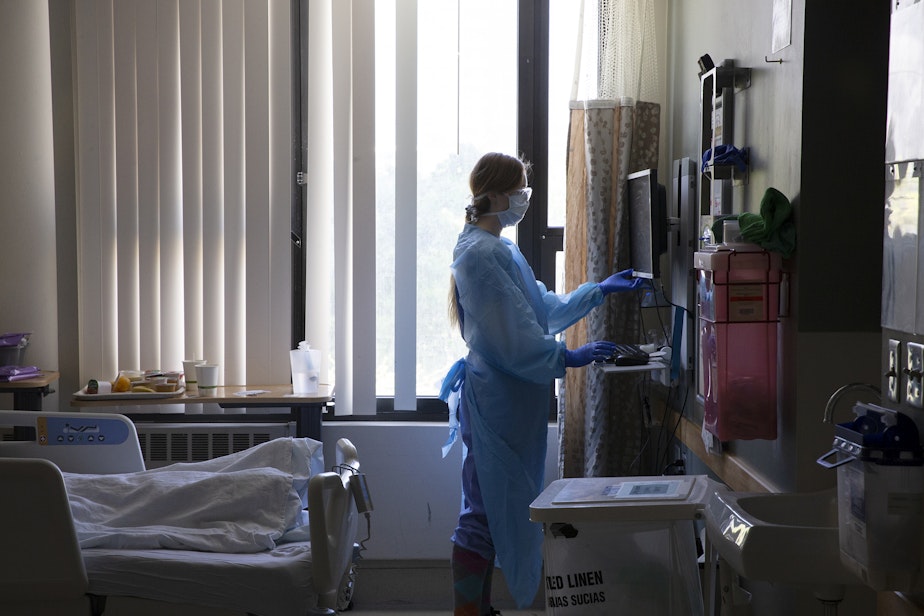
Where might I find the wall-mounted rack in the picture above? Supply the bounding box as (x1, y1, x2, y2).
(699, 60, 752, 216)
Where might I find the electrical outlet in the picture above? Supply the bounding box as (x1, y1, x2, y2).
(906, 342, 924, 408)
(888, 339, 902, 403)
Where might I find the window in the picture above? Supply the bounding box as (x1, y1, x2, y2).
(68, 0, 576, 404)
(374, 0, 519, 401)
(300, 0, 575, 414)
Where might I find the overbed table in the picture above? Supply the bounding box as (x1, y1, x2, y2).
(70, 384, 332, 441)
(0, 370, 60, 410)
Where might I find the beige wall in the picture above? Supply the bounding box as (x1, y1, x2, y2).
(0, 0, 61, 409)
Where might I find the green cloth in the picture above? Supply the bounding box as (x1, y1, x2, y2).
(712, 187, 796, 257)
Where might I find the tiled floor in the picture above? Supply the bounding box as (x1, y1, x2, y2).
(348, 612, 544, 615)
(340, 557, 698, 614)
(346, 560, 545, 615)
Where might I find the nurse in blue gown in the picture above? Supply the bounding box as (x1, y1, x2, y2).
(440, 152, 642, 615)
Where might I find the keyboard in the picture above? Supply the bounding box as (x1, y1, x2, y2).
(602, 343, 650, 366)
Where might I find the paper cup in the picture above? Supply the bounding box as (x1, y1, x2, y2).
(195, 364, 219, 396)
(182, 359, 206, 393)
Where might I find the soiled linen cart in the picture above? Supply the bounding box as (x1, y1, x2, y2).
(530, 474, 723, 616)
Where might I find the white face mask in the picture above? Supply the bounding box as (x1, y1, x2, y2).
(484, 187, 532, 228)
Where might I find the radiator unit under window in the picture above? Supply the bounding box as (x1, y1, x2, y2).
(135, 422, 296, 468)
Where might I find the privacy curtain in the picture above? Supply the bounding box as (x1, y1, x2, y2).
(72, 0, 292, 386)
(559, 0, 661, 478)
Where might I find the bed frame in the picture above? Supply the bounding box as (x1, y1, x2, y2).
(0, 410, 360, 616)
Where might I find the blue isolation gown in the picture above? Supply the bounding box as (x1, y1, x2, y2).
(440, 224, 604, 608)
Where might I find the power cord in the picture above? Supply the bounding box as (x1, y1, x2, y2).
(662, 459, 685, 475)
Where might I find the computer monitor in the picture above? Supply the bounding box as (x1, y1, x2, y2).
(627, 168, 667, 279)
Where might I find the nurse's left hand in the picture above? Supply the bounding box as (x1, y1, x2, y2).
(565, 341, 617, 367)
(598, 269, 645, 294)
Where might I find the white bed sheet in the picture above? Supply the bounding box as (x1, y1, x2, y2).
(70, 437, 326, 615)
(82, 542, 317, 616)
(63, 437, 322, 553)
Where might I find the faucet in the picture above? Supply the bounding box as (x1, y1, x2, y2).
(822, 382, 881, 424)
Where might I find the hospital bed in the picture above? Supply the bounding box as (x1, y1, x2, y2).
(0, 410, 364, 616)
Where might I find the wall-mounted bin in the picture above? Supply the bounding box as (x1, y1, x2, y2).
(696, 247, 780, 441)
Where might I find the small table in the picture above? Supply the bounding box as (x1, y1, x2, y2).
(70, 384, 332, 441)
(0, 370, 60, 410)
(595, 359, 669, 374)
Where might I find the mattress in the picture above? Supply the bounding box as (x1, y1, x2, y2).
(82, 542, 317, 616)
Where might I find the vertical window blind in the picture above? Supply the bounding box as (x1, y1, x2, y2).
(305, 0, 378, 415)
(72, 0, 292, 386)
(304, 0, 515, 414)
(72, 0, 509, 413)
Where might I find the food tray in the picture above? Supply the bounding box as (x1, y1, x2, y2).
(73, 386, 186, 401)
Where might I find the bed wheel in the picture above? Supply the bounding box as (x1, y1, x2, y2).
(336, 541, 361, 611)
(337, 562, 357, 611)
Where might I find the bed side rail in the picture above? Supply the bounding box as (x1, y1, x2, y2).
(0, 458, 89, 604)
(0, 410, 145, 473)
(335, 436, 359, 471)
(308, 438, 362, 610)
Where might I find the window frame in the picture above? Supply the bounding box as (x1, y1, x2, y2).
(292, 0, 308, 352)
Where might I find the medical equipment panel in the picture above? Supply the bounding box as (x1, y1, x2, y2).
(0, 410, 144, 474)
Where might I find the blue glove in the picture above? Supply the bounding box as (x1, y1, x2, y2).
(598, 269, 645, 295)
(564, 341, 617, 368)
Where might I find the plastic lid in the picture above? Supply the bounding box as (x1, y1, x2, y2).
(529, 475, 721, 523)
(0, 333, 30, 348)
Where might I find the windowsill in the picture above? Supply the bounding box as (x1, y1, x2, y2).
(324, 409, 448, 423)
(324, 394, 556, 422)
(322, 417, 560, 428)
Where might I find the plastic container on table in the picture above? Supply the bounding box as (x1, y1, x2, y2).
(0, 333, 30, 367)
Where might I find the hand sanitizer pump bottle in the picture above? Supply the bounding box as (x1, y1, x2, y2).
(818, 403, 924, 590)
